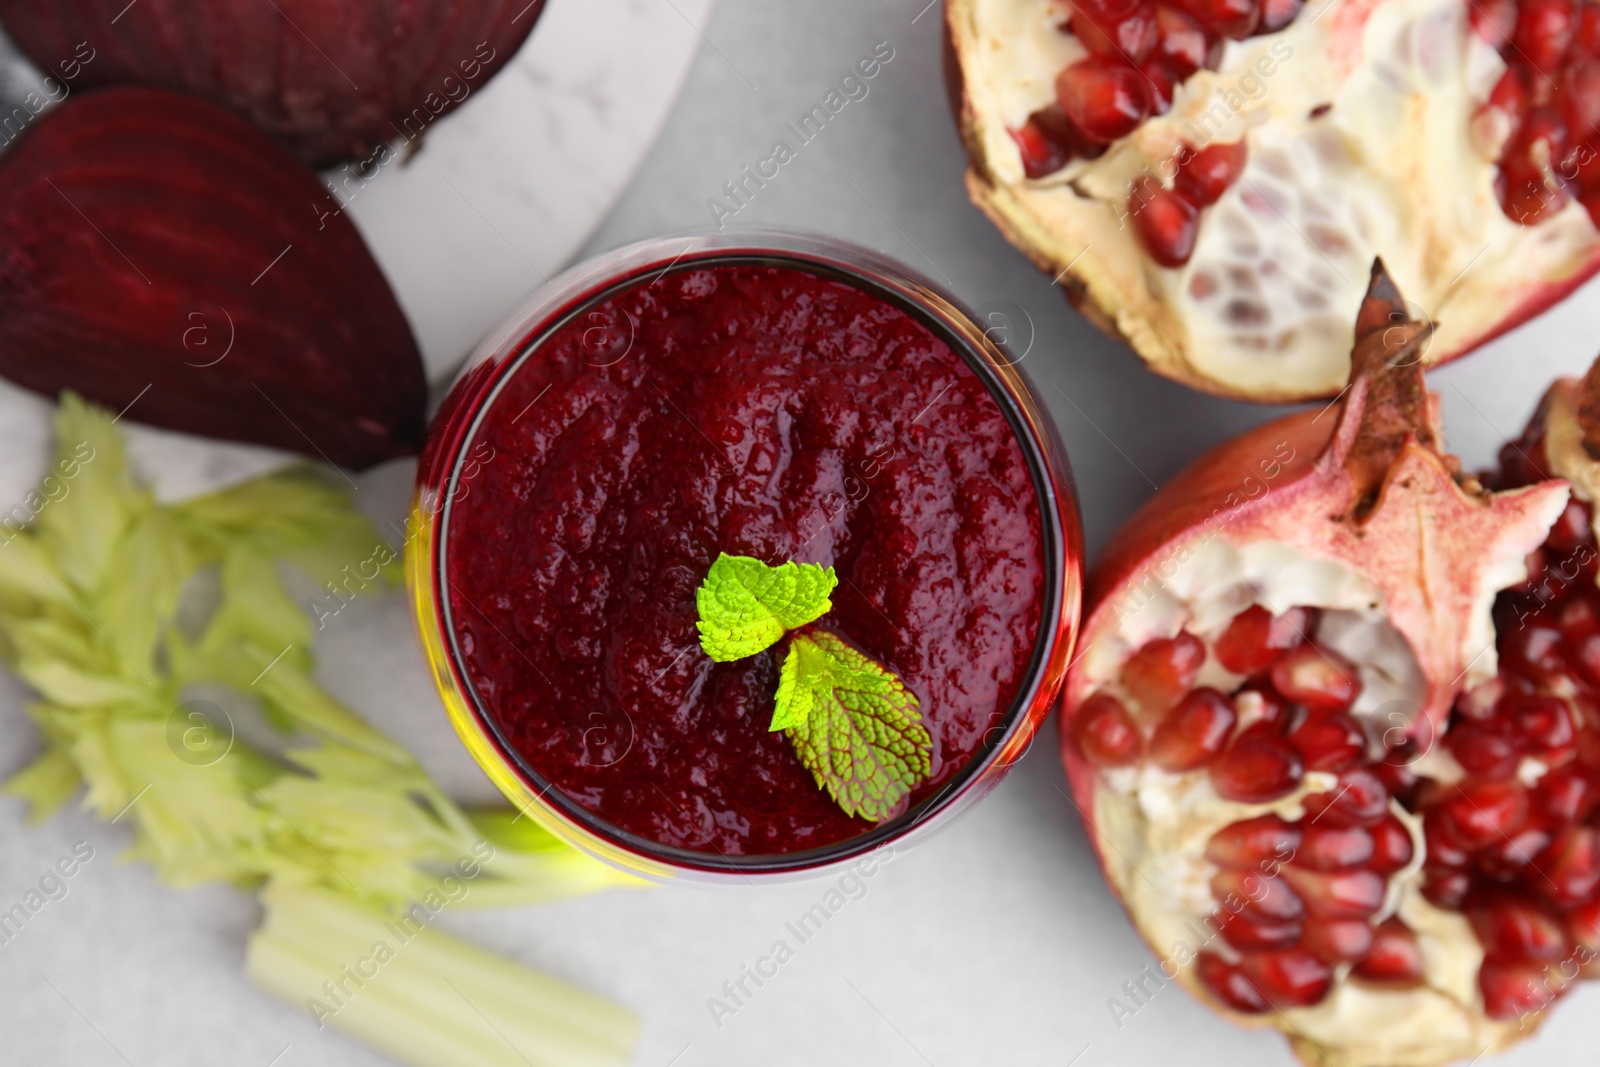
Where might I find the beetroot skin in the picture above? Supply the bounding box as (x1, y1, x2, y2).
(0, 87, 426, 469)
(0, 0, 546, 166)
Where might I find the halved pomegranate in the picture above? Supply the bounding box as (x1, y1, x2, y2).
(946, 0, 1600, 401)
(1060, 263, 1589, 1063)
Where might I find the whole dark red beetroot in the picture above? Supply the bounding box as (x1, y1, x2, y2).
(0, 88, 426, 469)
(0, 0, 544, 167)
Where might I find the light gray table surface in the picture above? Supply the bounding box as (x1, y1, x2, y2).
(5, 3, 1600, 1066)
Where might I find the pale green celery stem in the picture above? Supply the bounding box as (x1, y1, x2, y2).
(247, 884, 637, 1067)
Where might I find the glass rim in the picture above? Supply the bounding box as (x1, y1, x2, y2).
(427, 228, 1082, 879)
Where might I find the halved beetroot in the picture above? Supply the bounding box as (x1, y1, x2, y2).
(0, 0, 543, 166)
(946, 0, 1600, 402)
(1059, 263, 1593, 1063)
(0, 88, 426, 469)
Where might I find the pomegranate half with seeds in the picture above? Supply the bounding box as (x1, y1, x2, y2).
(1060, 263, 1593, 1065)
(946, 0, 1600, 401)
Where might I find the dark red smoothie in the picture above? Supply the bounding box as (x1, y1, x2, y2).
(444, 261, 1044, 856)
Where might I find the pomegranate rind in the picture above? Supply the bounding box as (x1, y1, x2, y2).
(1058, 270, 1571, 1064)
(946, 0, 1600, 403)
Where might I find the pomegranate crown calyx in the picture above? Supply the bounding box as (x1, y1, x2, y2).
(1338, 260, 1447, 519)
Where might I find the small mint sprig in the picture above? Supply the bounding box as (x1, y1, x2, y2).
(695, 553, 932, 822)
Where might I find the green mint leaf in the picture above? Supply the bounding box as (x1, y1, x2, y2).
(775, 631, 932, 822)
(694, 553, 837, 662)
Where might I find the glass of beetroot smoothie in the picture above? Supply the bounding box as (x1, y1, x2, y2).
(409, 232, 1082, 880)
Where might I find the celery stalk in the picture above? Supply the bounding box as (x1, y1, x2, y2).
(0, 397, 643, 1067)
(249, 885, 638, 1067)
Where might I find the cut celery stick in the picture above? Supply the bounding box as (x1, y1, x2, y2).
(248, 884, 637, 1067)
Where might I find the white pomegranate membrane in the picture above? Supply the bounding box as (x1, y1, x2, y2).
(1019, 0, 1600, 258)
(1071, 485, 1600, 1057)
(954, 0, 1600, 399)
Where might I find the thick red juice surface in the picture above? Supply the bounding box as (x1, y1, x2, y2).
(445, 261, 1045, 856)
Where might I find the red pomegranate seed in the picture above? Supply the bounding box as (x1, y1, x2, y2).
(1440, 779, 1530, 850)
(1233, 684, 1292, 734)
(1173, 140, 1251, 209)
(1351, 918, 1426, 984)
(1295, 824, 1375, 870)
(1423, 806, 1472, 867)
(1558, 595, 1600, 639)
(1010, 115, 1074, 179)
(1499, 107, 1575, 224)
(1212, 604, 1302, 674)
(1140, 61, 1178, 114)
(1302, 769, 1390, 827)
(1210, 734, 1305, 803)
(1533, 766, 1600, 823)
(1446, 719, 1521, 780)
(1370, 761, 1422, 809)
(1474, 68, 1530, 159)
(1422, 868, 1471, 909)
(1175, 0, 1260, 38)
(1471, 0, 1520, 46)
(1217, 908, 1303, 951)
(1280, 867, 1387, 919)
(1470, 893, 1572, 959)
(1212, 869, 1305, 922)
(1517, 0, 1579, 74)
(1476, 822, 1552, 876)
(1074, 1, 1160, 62)
(1074, 0, 1141, 21)
(1206, 813, 1302, 868)
(1289, 712, 1367, 772)
(1238, 947, 1333, 1007)
(1301, 918, 1375, 963)
(1056, 56, 1151, 143)
(1509, 693, 1577, 760)
(1580, 1, 1600, 53)
(1535, 825, 1600, 906)
(1128, 177, 1199, 267)
(1270, 644, 1361, 713)
(1569, 898, 1600, 976)
(1502, 618, 1570, 678)
(1368, 815, 1415, 873)
(1150, 687, 1237, 770)
(1457, 674, 1507, 721)
(1196, 951, 1270, 1013)
(1562, 63, 1600, 144)
(1072, 690, 1145, 766)
(1549, 497, 1596, 552)
(1481, 957, 1562, 1019)
(1119, 631, 1205, 712)
(1153, 2, 1222, 76)
(1258, 0, 1303, 31)
(1572, 630, 1600, 687)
